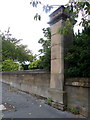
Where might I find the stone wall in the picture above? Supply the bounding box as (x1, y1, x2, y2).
(1, 71, 89, 117)
(1, 70, 50, 98)
(65, 78, 90, 117)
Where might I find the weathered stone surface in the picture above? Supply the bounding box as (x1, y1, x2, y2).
(50, 5, 69, 111)
(51, 20, 64, 35)
(50, 73, 64, 89)
(48, 88, 67, 110)
(51, 102, 66, 111)
(51, 44, 64, 60)
(65, 78, 90, 87)
(65, 79, 89, 117)
(51, 44, 60, 60)
(64, 34, 73, 49)
(51, 34, 64, 47)
(1, 71, 90, 117)
(51, 58, 64, 74)
(2, 70, 50, 98)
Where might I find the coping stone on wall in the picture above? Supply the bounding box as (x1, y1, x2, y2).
(65, 78, 90, 88)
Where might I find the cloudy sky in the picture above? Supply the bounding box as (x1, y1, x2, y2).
(0, 0, 70, 55)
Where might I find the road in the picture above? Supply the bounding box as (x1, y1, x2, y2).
(1, 83, 86, 118)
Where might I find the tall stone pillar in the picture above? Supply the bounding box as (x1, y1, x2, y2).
(48, 6, 72, 110)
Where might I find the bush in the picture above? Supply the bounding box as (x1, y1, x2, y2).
(0, 64, 2, 72)
(2, 59, 19, 71)
(28, 60, 41, 69)
(21, 64, 29, 70)
(39, 48, 51, 71)
(65, 31, 90, 77)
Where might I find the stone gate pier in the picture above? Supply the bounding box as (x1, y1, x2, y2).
(48, 6, 73, 110)
(1, 4, 89, 117)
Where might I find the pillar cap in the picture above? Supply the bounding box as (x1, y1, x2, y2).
(48, 5, 69, 25)
(49, 5, 65, 17)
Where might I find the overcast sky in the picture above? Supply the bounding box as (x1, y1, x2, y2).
(0, 0, 73, 55)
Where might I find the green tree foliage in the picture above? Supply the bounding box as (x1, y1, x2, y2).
(2, 59, 19, 71)
(37, 26, 90, 77)
(0, 35, 2, 71)
(1, 28, 34, 63)
(0, 64, 2, 72)
(61, 0, 90, 34)
(28, 60, 41, 69)
(30, 0, 90, 33)
(65, 28, 90, 77)
(28, 28, 51, 70)
(30, 0, 90, 77)
(38, 27, 51, 70)
(30, 0, 53, 20)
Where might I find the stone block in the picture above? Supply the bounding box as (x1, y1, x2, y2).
(50, 73, 64, 89)
(51, 34, 64, 46)
(51, 102, 66, 111)
(65, 84, 89, 117)
(64, 34, 73, 48)
(51, 20, 63, 35)
(48, 88, 67, 110)
(51, 45, 60, 60)
(51, 44, 64, 60)
(2, 71, 50, 98)
(51, 58, 64, 73)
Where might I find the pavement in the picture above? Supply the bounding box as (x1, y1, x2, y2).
(1, 83, 87, 118)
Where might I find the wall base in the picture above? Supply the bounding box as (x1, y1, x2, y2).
(48, 88, 67, 110)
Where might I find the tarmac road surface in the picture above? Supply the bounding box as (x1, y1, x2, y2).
(1, 83, 87, 119)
